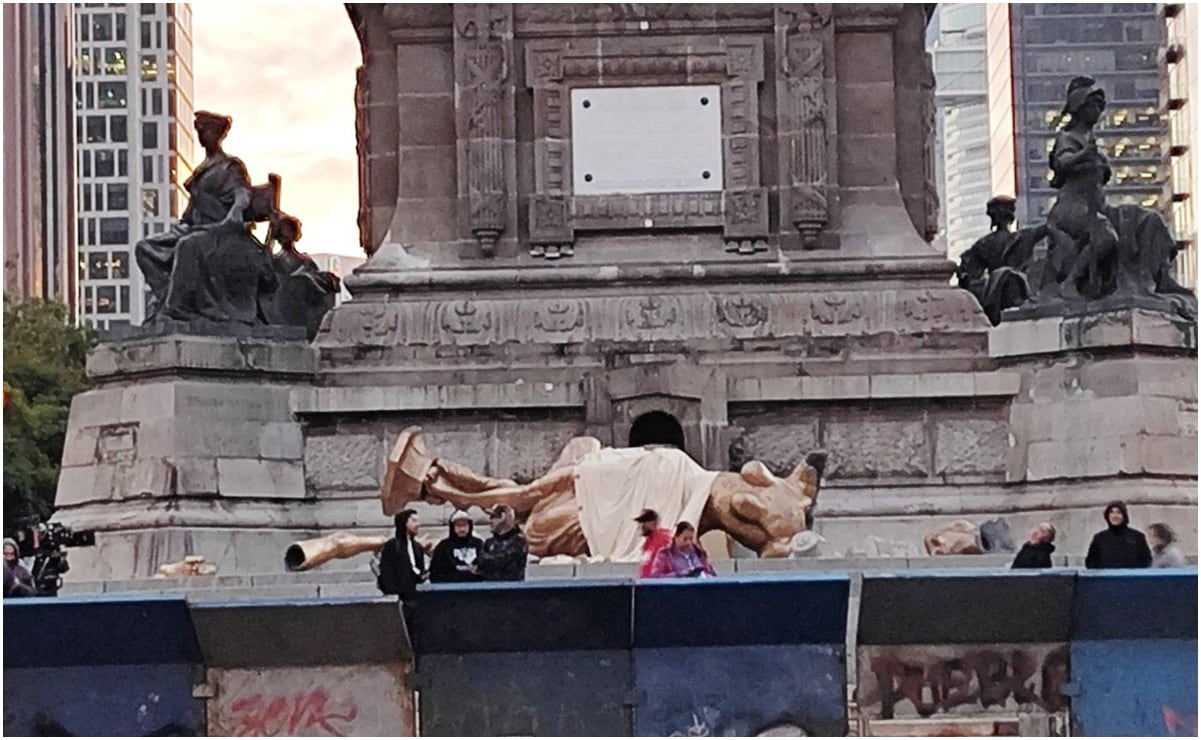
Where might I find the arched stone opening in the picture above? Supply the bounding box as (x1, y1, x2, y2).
(628, 410, 686, 449)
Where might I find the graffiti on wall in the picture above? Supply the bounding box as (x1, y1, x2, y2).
(224, 689, 358, 736)
(1163, 706, 1199, 737)
(207, 665, 413, 737)
(857, 644, 1070, 720)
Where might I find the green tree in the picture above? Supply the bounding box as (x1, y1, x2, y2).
(3, 299, 96, 533)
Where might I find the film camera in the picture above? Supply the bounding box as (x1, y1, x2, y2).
(14, 522, 96, 597)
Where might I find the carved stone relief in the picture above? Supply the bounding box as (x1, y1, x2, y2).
(455, 4, 513, 257)
(825, 419, 929, 479)
(318, 289, 988, 348)
(934, 419, 1007, 476)
(776, 4, 834, 248)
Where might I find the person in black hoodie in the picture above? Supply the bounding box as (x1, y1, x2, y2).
(1085, 500, 1152, 569)
(475, 505, 528, 581)
(377, 509, 428, 599)
(1011, 522, 1057, 569)
(429, 510, 484, 583)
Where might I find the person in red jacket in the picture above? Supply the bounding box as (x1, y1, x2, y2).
(635, 509, 673, 578)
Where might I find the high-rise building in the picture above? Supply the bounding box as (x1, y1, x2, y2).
(988, 4, 1168, 228)
(1162, 3, 1197, 291)
(306, 252, 366, 306)
(3, 4, 78, 314)
(73, 3, 194, 332)
(929, 3, 991, 262)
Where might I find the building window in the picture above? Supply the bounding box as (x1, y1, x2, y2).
(77, 50, 92, 75)
(79, 15, 90, 42)
(119, 286, 130, 313)
(107, 184, 129, 211)
(141, 4, 155, 15)
(111, 251, 130, 279)
(86, 82, 95, 108)
(91, 14, 113, 42)
(96, 286, 117, 314)
(151, 88, 162, 116)
(80, 151, 91, 177)
(141, 54, 157, 81)
(99, 217, 129, 245)
(118, 150, 128, 177)
(142, 188, 159, 216)
(82, 186, 93, 212)
(142, 122, 158, 149)
(94, 150, 115, 177)
(142, 155, 154, 183)
(97, 81, 127, 109)
(86, 116, 106, 143)
(103, 48, 125, 75)
(84, 286, 94, 313)
(109, 115, 127, 143)
(115, 13, 126, 41)
(88, 252, 109, 279)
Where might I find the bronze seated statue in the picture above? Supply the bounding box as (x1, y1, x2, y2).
(958, 77, 1196, 324)
(135, 111, 341, 339)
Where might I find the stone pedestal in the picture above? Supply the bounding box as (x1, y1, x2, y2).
(989, 309, 1198, 551)
(52, 334, 388, 580)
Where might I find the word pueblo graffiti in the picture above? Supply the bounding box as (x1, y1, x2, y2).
(859, 645, 1070, 720)
(223, 688, 359, 737)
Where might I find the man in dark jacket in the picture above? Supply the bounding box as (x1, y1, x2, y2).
(377, 509, 427, 599)
(1011, 522, 1057, 569)
(475, 505, 528, 581)
(429, 510, 484, 583)
(1085, 501, 1152, 569)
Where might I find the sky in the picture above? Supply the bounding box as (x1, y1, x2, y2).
(192, 3, 363, 257)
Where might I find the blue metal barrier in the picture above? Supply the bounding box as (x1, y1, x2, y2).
(1070, 569, 1198, 737)
(633, 574, 850, 736)
(3, 595, 204, 735)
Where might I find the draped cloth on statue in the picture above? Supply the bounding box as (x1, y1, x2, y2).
(573, 446, 717, 562)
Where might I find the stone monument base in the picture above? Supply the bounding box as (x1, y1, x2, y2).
(51, 333, 356, 580)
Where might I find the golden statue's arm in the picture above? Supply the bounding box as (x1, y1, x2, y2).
(284, 531, 388, 572)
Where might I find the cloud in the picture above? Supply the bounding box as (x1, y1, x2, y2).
(192, 3, 363, 256)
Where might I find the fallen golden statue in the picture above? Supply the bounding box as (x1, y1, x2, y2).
(284, 531, 388, 571)
(382, 427, 827, 560)
(156, 555, 218, 577)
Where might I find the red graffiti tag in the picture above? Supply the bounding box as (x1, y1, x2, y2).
(1163, 706, 1199, 737)
(227, 687, 359, 736)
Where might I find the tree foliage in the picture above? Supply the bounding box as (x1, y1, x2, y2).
(3, 299, 96, 533)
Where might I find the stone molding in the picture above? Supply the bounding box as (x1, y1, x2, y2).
(990, 309, 1199, 358)
(345, 254, 956, 292)
(86, 335, 317, 384)
(728, 371, 1021, 403)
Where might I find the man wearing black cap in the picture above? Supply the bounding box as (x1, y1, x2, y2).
(377, 509, 428, 599)
(635, 509, 673, 578)
(475, 505, 528, 581)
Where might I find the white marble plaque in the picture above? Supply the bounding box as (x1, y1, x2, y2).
(571, 85, 723, 195)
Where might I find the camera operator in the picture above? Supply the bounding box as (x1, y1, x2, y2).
(4, 538, 36, 598)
